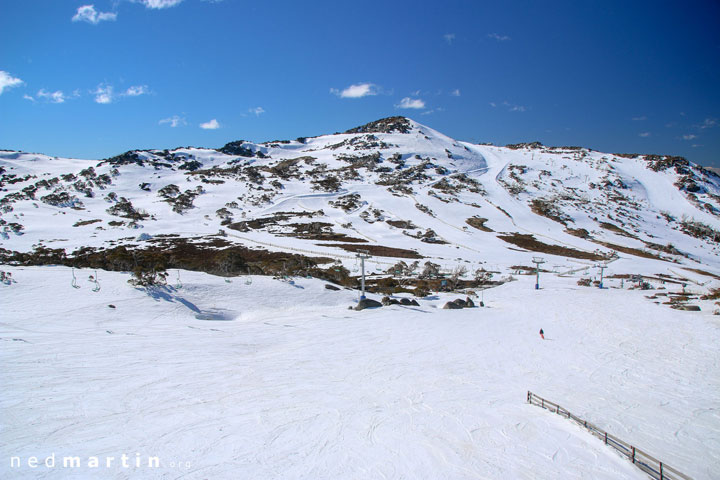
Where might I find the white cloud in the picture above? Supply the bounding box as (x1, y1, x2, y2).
(639, 132, 651, 138)
(37, 89, 66, 104)
(396, 97, 425, 109)
(450, 89, 460, 97)
(487, 33, 510, 42)
(249, 107, 265, 116)
(632, 115, 647, 121)
(124, 85, 149, 96)
(159, 115, 186, 127)
(331, 83, 378, 98)
(200, 119, 220, 130)
(0, 71, 23, 95)
(72, 5, 117, 24)
(444, 33, 455, 45)
(135, 0, 184, 9)
(23, 94, 35, 102)
(489, 102, 497, 108)
(421, 107, 444, 116)
(92, 83, 149, 103)
(683, 134, 697, 140)
(699, 118, 717, 129)
(503, 101, 526, 112)
(93, 84, 114, 104)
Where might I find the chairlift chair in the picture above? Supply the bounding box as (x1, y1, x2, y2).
(71, 268, 80, 289)
(92, 270, 101, 292)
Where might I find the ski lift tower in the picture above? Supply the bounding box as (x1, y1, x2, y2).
(356, 249, 371, 300)
(532, 256, 546, 290)
(597, 263, 608, 289)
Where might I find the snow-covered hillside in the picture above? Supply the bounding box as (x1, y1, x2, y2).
(2, 117, 720, 479)
(2, 116, 719, 281)
(1, 267, 719, 479)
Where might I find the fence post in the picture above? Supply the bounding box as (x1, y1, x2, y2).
(526, 392, 688, 480)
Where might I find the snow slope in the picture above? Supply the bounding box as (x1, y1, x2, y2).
(1, 267, 718, 479)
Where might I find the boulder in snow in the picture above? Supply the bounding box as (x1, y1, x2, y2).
(355, 298, 382, 310)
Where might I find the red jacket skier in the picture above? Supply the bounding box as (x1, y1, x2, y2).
(539, 328, 544, 340)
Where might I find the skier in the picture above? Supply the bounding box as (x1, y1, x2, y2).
(539, 328, 544, 340)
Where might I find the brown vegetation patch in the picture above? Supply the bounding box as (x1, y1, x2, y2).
(0, 237, 352, 283)
(510, 265, 539, 274)
(644, 242, 685, 257)
(682, 267, 720, 280)
(599, 222, 638, 238)
(700, 289, 720, 300)
(497, 233, 609, 260)
(73, 219, 102, 227)
(565, 227, 591, 239)
(345, 116, 411, 134)
(592, 240, 664, 260)
(282, 232, 368, 243)
(387, 219, 418, 229)
(530, 198, 571, 226)
(495, 205, 512, 218)
(466, 217, 493, 232)
(228, 211, 321, 232)
(317, 243, 422, 259)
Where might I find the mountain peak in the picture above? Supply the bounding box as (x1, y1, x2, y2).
(344, 116, 412, 135)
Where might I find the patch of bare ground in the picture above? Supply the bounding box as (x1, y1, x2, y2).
(0, 236, 346, 280)
(565, 227, 591, 239)
(682, 267, 720, 280)
(530, 198, 570, 225)
(282, 232, 367, 243)
(316, 243, 423, 259)
(598, 221, 638, 238)
(497, 233, 609, 261)
(73, 219, 102, 227)
(466, 216, 493, 232)
(643, 241, 686, 257)
(386, 219, 418, 229)
(592, 240, 665, 260)
(700, 289, 720, 300)
(495, 205, 512, 218)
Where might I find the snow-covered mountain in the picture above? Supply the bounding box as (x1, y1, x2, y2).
(2, 117, 720, 480)
(2, 116, 719, 282)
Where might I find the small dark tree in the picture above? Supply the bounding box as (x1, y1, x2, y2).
(448, 265, 468, 289)
(473, 268, 493, 285)
(420, 261, 441, 279)
(128, 267, 168, 287)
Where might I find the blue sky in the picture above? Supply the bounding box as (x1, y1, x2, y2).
(1, 0, 719, 166)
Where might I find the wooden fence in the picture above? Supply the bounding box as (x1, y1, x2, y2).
(527, 391, 692, 480)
